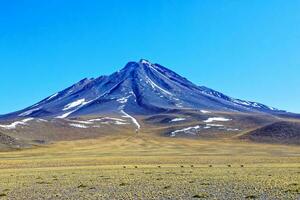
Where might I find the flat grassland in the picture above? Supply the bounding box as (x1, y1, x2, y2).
(0, 134, 299, 199)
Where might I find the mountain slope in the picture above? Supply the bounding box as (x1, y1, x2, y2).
(1, 59, 299, 146)
(241, 121, 300, 145)
(0, 59, 286, 121)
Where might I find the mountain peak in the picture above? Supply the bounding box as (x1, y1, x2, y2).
(121, 59, 155, 73)
(139, 59, 152, 65)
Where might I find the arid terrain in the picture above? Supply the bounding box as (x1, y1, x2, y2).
(0, 133, 299, 200)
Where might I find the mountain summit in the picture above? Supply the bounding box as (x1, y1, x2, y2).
(1, 59, 284, 120)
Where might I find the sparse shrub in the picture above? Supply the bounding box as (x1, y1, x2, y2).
(191, 165, 194, 168)
(180, 165, 184, 168)
(123, 166, 126, 169)
(119, 182, 127, 186)
(0, 193, 7, 197)
(245, 195, 257, 199)
(36, 181, 51, 185)
(288, 183, 298, 186)
(284, 188, 300, 194)
(77, 184, 87, 188)
(163, 185, 171, 189)
(200, 182, 210, 186)
(209, 165, 213, 167)
(227, 165, 231, 167)
(158, 166, 161, 168)
(134, 166, 138, 168)
(192, 193, 209, 198)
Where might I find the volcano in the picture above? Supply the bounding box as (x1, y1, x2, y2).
(0, 59, 286, 120)
(0, 59, 299, 147)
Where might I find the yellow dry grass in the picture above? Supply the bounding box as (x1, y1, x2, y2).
(0, 133, 299, 199)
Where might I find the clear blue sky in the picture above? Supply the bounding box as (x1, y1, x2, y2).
(0, 0, 299, 114)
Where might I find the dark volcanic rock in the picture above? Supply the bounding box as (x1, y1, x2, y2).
(0, 132, 19, 146)
(242, 121, 300, 145)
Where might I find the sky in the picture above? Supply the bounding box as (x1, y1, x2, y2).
(0, 0, 299, 114)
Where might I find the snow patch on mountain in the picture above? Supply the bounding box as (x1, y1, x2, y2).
(63, 99, 87, 111)
(69, 123, 88, 129)
(56, 111, 75, 119)
(171, 125, 200, 137)
(47, 93, 59, 101)
(114, 121, 129, 125)
(117, 95, 131, 104)
(268, 106, 277, 111)
(19, 107, 41, 117)
(206, 124, 224, 127)
(200, 110, 211, 114)
(225, 128, 239, 131)
(170, 118, 186, 122)
(121, 110, 140, 130)
(232, 99, 251, 106)
(145, 76, 172, 95)
(0, 118, 34, 130)
(67, 120, 93, 125)
(204, 117, 231, 123)
(36, 119, 48, 122)
(140, 59, 151, 65)
(88, 117, 126, 123)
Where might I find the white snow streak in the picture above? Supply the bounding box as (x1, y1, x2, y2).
(140, 59, 151, 65)
(203, 117, 231, 123)
(145, 76, 172, 95)
(232, 99, 251, 106)
(90, 117, 126, 122)
(171, 125, 200, 137)
(206, 124, 224, 127)
(68, 120, 93, 124)
(56, 111, 74, 119)
(63, 99, 87, 111)
(57, 99, 94, 119)
(0, 118, 34, 130)
(114, 121, 129, 125)
(36, 119, 48, 122)
(69, 123, 88, 128)
(147, 62, 171, 81)
(200, 110, 211, 114)
(47, 93, 58, 101)
(117, 95, 131, 104)
(170, 118, 186, 122)
(19, 107, 41, 117)
(121, 110, 141, 130)
(226, 128, 239, 131)
(104, 117, 127, 122)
